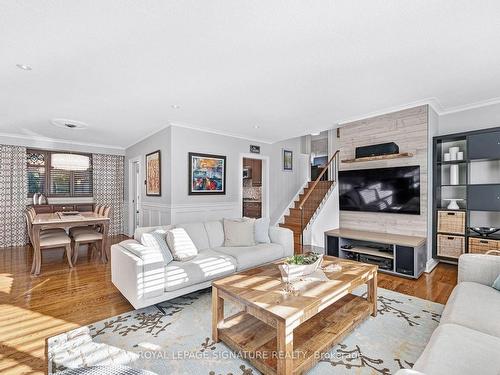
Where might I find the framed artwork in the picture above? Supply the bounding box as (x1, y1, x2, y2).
(146, 150, 161, 196)
(250, 145, 261, 154)
(283, 149, 293, 171)
(189, 152, 226, 195)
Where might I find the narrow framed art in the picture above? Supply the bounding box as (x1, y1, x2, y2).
(283, 149, 293, 171)
(188, 152, 226, 195)
(146, 150, 161, 196)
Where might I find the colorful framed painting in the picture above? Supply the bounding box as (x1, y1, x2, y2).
(283, 149, 293, 171)
(146, 150, 161, 196)
(189, 152, 226, 195)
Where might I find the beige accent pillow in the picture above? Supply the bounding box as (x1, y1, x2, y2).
(166, 228, 198, 261)
(223, 218, 256, 247)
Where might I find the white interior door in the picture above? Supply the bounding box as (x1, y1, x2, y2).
(132, 161, 141, 231)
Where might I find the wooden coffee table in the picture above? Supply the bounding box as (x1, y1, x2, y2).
(212, 256, 377, 375)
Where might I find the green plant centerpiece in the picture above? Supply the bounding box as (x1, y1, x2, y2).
(284, 253, 320, 265)
(279, 253, 323, 282)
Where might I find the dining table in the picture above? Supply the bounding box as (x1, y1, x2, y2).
(30, 211, 110, 275)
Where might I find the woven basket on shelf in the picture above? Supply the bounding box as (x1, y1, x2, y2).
(437, 211, 466, 235)
(469, 238, 500, 254)
(437, 234, 465, 258)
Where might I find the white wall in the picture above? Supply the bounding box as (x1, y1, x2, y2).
(124, 126, 172, 231)
(124, 125, 306, 232)
(439, 102, 500, 135)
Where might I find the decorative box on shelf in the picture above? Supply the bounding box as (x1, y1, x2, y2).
(437, 210, 466, 235)
(468, 237, 500, 254)
(437, 234, 465, 259)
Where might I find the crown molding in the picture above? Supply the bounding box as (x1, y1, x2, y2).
(169, 121, 273, 145)
(438, 96, 500, 115)
(0, 132, 125, 153)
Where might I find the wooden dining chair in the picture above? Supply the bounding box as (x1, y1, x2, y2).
(71, 205, 111, 264)
(27, 208, 66, 236)
(69, 203, 102, 236)
(25, 211, 73, 274)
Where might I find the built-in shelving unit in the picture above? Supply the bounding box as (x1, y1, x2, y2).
(433, 127, 500, 261)
(341, 152, 413, 163)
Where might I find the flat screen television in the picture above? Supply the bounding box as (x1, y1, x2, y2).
(339, 166, 420, 215)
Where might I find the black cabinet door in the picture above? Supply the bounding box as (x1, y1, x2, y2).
(468, 185, 500, 211)
(326, 236, 339, 257)
(468, 131, 500, 160)
(395, 245, 415, 276)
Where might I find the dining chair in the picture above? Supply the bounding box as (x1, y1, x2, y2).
(71, 205, 111, 264)
(27, 208, 67, 236)
(25, 211, 73, 274)
(68, 203, 102, 236)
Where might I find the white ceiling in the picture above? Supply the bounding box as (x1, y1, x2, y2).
(1, 1, 500, 148)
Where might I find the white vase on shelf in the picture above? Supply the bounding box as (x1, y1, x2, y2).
(449, 147, 460, 161)
(450, 164, 459, 185)
(444, 199, 464, 210)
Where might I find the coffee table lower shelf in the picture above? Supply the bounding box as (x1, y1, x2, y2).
(218, 294, 372, 375)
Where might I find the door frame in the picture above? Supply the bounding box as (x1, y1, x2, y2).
(128, 156, 142, 236)
(238, 153, 270, 219)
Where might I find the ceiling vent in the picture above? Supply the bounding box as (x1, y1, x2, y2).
(51, 118, 88, 130)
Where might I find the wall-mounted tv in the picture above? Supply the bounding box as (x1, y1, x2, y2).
(339, 166, 421, 215)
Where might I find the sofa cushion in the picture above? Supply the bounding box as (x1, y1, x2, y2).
(204, 220, 225, 248)
(164, 250, 236, 292)
(493, 274, 500, 291)
(413, 323, 500, 375)
(255, 217, 271, 243)
(440, 281, 500, 338)
(166, 228, 198, 261)
(176, 222, 210, 250)
(140, 230, 173, 264)
(223, 218, 256, 247)
(213, 243, 285, 270)
(134, 225, 174, 242)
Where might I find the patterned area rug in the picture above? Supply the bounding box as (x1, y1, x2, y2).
(48, 287, 443, 375)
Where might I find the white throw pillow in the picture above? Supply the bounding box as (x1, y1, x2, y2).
(140, 230, 173, 264)
(166, 228, 198, 261)
(223, 218, 256, 247)
(254, 217, 271, 243)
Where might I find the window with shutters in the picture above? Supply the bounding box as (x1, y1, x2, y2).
(27, 150, 93, 197)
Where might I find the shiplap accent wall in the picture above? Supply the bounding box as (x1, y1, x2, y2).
(339, 105, 429, 237)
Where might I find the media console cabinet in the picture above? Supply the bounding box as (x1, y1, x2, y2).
(324, 228, 427, 278)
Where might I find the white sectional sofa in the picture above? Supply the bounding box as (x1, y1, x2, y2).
(111, 220, 293, 309)
(396, 253, 500, 375)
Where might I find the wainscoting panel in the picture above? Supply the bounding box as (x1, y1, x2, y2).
(339, 105, 429, 237)
(170, 202, 240, 224)
(141, 203, 171, 228)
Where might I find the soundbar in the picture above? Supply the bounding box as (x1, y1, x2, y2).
(355, 142, 399, 159)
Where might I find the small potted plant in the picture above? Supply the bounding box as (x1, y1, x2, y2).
(278, 253, 323, 282)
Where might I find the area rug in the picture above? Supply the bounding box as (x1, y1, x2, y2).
(48, 287, 443, 375)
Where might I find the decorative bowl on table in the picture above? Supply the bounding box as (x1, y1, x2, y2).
(278, 253, 323, 281)
(469, 227, 500, 237)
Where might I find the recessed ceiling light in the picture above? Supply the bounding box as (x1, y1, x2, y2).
(171, 104, 181, 109)
(16, 64, 32, 71)
(311, 132, 321, 136)
(51, 118, 88, 130)
(254, 125, 260, 129)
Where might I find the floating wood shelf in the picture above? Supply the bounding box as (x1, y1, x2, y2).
(341, 152, 413, 163)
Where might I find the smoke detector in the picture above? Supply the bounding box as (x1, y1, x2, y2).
(51, 118, 88, 130)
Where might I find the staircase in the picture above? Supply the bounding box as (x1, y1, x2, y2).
(279, 150, 339, 254)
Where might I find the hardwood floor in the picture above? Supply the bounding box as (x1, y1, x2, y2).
(0, 239, 457, 374)
(0, 236, 133, 375)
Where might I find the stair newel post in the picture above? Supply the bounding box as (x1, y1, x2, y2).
(300, 206, 304, 254)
